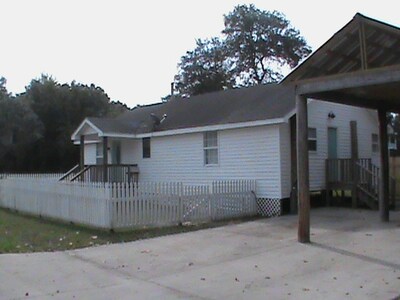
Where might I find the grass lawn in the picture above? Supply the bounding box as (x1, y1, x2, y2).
(0, 208, 258, 254)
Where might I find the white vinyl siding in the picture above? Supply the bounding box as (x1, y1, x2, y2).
(307, 100, 379, 191)
(84, 100, 379, 199)
(84, 144, 97, 165)
(120, 125, 283, 199)
(279, 123, 292, 198)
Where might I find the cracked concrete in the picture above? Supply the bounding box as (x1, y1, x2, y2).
(1, 208, 400, 299)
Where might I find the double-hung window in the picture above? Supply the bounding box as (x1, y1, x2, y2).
(372, 133, 379, 153)
(308, 128, 317, 151)
(204, 131, 218, 165)
(142, 137, 151, 158)
(96, 142, 104, 164)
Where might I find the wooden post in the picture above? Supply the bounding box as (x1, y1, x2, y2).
(103, 136, 108, 183)
(378, 109, 389, 222)
(296, 94, 310, 243)
(325, 160, 330, 206)
(80, 135, 85, 181)
(290, 116, 298, 214)
(350, 121, 358, 208)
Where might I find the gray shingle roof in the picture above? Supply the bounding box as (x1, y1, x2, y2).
(85, 83, 295, 135)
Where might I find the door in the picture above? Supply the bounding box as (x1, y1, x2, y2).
(111, 141, 122, 182)
(111, 141, 121, 164)
(328, 127, 338, 159)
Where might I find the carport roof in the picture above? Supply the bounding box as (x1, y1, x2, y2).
(284, 13, 400, 111)
(284, 13, 400, 82)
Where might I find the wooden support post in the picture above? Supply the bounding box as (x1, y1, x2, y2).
(290, 116, 298, 214)
(350, 121, 358, 208)
(325, 160, 331, 206)
(103, 136, 108, 183)
(80, 135, 85, 170)
(378, 109, 389, 222)
(296, 94, 310, 243)
(80, 135, 85, 181)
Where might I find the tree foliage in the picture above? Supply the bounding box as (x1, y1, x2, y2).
(223, 5, 311, 85)
(0, 75, 129, 172)
(175, 4, 311, 96)
(175, 38, 233, 96)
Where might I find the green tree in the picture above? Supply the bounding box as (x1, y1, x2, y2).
(0, 78, 43, 172)
(175, 38, 233, 96)
(24, 75, 127, 171)
(223, 5, 311, 85)
(175, 4, 311, 96)
(0, 75, 129, 172)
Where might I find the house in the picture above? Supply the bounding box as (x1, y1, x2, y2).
(71, 83, 381, 216)
(71, 13, 400, 220)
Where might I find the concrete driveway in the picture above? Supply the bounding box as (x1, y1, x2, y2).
(1, 208, 400, 300)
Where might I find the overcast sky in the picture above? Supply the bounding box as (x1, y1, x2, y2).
(1, 0, 399, 108)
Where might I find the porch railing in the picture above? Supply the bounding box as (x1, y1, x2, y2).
(65, 164, 139, 183)
(326, 158, 396, 209)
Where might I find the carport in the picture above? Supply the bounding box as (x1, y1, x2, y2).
(284, 13, 400, 242)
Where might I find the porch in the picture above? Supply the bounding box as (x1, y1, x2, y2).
(59, 164, 139, 183)
(326, 158, 396, 209)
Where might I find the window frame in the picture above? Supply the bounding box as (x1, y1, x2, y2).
(142, 137, 151, 159)
(308, 127, 317, 152)
(96, 142, 104, 164)
(203, 131, 219, 166)
(372, 133, 379, 153)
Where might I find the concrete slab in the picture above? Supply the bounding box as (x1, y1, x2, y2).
(1, 208, 400, 299)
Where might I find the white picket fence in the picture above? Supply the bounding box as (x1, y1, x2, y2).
(0, 177, 257, 229)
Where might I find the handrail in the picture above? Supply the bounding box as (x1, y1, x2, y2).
(59, 164, 80, 181)
(85, 164, 138, 168)
(70, 166, 91, 182)
(355, 162, 376, 176)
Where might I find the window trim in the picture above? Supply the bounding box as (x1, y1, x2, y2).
(372, 133, 379, 153)
(142, 137, 151, 158)
(96, 142, 104, 164)
(203, 131, 219, 166)
(308, 127, 317, 152)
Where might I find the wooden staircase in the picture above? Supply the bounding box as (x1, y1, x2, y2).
(326, 158, 396, 210)
(59, 164, 139, 183)
(355, 160, 379, 209)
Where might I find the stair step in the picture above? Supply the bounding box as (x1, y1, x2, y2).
(357, 187, 378, 210)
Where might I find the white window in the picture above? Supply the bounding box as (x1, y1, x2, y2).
(372, 133, 379, 153)
(96, 142, 103, 164)
(204, 131, 218, 165)
(308, 128, 317, 151)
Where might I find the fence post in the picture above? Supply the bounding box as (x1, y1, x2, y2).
(178, 183, 183, 224)
(208, 185, 213, 221)
(352, 160, 358, 208)
(107, 183, 114, 230)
